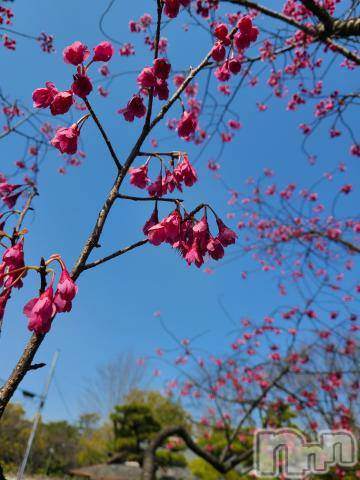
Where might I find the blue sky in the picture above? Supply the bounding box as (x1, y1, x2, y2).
(0, 0, 358, 422)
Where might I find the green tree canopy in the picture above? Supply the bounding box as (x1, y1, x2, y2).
(110, 389, 188, 468)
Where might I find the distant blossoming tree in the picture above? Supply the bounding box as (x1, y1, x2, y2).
(0, 0, 359, 478)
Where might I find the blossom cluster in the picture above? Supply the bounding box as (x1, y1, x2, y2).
(23, 266, 77, 334)
(211, 16, 258, 84)
(144, 206, 237, 268)
(163, 0, 191, 18)
(129, 153, 197, 196)
(0, 237, 77, 334)
(0, 174, 25, 209)
(32, 40, 114, 155)
(119, 57, 171, 122)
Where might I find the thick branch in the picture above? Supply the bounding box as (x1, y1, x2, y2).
(332, 17, 360, 37)
(142, 426, 252, 480)
(0, 334, 44, 418)
(306, 230, 360, 254)
(300, 0, 334, 32)
(138, 151, 182, 158)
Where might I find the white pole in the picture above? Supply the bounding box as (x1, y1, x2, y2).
(17, 350, 60, 480)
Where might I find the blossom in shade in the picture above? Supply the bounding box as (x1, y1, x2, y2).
(228, 57, 241, 74)
(0, 290, 11, 323)
(93, 41, 114, 62)
(164, 0, 181, 18)
(193, 214, 210, 253)
(216, 218, 238, 246)
(2, 190, 22, 209)
(51, 125, 80, 155)
(63, 41, 90, 65)
(178, 111, 198, 139)
(72, 73, 93, 98)
(207, 236, 225, 260)
(147, 175, 166, 197)
(154, 80, 169, 100)
(143, 207, 159, 235)
(153, 58, 171, 80)
(119, 95, 146, 122)
(185, 238, 204, 267)
(24, 286, 56, 334)
(161, 210, 181, 243)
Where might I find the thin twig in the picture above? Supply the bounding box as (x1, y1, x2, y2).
(84, 97, 122, 171)
(82, 239, 149, 271)
(117, 194, 183, 203)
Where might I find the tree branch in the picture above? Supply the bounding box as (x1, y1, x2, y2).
(117, 194, 183, 204)
(221, 0, 360, 64)
(0, 334, 45, 418)
(82, 239, 148, 272)
(300, 0, 334, 33)
(84, 97, 122, 171)
(142, 426, 252, 480)
(306, 230, 360, 254)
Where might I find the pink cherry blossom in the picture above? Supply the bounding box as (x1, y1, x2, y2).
(63, 41, 90, 65)
(211, 42, 226, 62)
(147, 223, 167, 246)
(214, 23, 229, 43)
(164, 0, 181, 18)
(51, 125, 80, 155)
(24, 286, 56, 334)
(50, 91, 73, 115)
(216, 218, 238, 246)
(129, 162, 150, 189)
(54, 269, 78, 313)
(143, 207, 159, 235)
(178, 111, 198, 139)
(119, 95, 146, 122)
(153, 58, 171, 80)
(137, 67, 157, 89)
(176, 154, 197, 186)
(93, 41, 114, 62)
(32, 82, 58, 109)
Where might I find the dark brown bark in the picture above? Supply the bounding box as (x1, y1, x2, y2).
(0, 333, 44, 417)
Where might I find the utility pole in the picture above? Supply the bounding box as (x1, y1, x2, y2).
(17, 350, 60, 480)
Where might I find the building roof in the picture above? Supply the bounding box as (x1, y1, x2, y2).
(69, 463, 195, 480)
